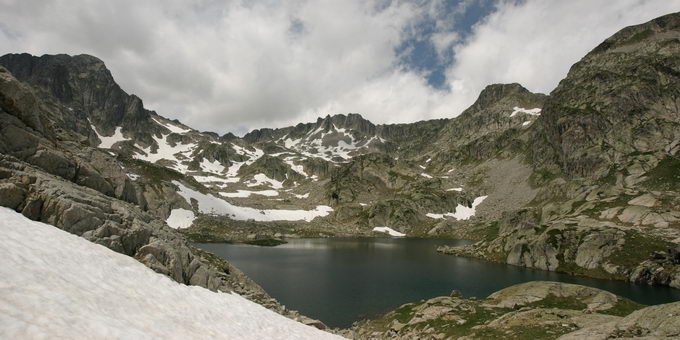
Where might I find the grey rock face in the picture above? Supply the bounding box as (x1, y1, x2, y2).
(558, 301, 680, 340)
(532, 12, 680, 178)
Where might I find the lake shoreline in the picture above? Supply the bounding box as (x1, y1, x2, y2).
(195, 238, 680, 329)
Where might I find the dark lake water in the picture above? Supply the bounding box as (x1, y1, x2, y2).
(195, 238, 680, 328)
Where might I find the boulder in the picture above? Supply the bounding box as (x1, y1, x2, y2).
(0, 182, 26, 209)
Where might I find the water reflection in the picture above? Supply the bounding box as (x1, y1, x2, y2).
(276, 238, 409, 250)
(195, 238, 680, 328)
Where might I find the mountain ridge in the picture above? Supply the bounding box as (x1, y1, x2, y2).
(0, 12, 679, 298)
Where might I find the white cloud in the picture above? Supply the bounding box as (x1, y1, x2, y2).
(0, 0, 678, 134)
(443, 0, 680, 116)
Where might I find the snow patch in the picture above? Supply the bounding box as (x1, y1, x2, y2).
(133, 134, 197, 173)
(92, 125, 131, 149)
(247, 173, 284, 189)
(510, 107, 541, 117)
(173, 181, 332, 222)
(285, 158, 309, 178)
(421, 173, 433, 179)
(200, 158, 225, 174)
(166, 208, 195, 229)
(447, 187, 463, 192)
(426, 195, 488, 221)
(0, 207, 340, 339)
(152, 117, 191, 134)
(220, 190, 279, 198)
(193, 175, 240, 185)
(372, 226, 406, 237)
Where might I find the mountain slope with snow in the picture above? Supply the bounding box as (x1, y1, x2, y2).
(0, 207, 341, 340)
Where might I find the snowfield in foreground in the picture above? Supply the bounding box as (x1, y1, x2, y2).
(0, 207, 341, 340)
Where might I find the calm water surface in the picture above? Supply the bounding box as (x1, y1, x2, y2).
(195, 238, 680, 328)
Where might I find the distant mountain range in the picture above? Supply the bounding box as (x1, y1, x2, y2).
(0, 11, 679, 305)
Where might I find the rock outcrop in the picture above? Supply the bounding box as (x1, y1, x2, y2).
(350, 281, 650, 340)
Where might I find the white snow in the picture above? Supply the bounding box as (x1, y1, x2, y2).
(510, 107, 542, 117)
(279, 125, 364, 162)
(447, 187, 463, 192)
(426, 195, 488, 221)
(193, 175, 240, 185)
(372, 226, 406, 237)
(152, 117, 191, 134)
(92, 125, 131, 149)
(247, 173, 284, 189)
(220, 190, 279, 198)
(421, 173, 433, 179)
(284, 158, 309, 178)
(133, 134, 197, 173)
(419, 165, 426, 169)
(127, 173, 140, 181)
(250, 174, 280, 187)
(283, 138, 301, 149)
(231, 144, 264, 161)
(293, 193, 310, 199)
(166, 208, 196, 229)
(221, 145, 265, 182)
(522, 121, 532, 127)
(0, 207, 340, 340)
(200, 158, 226, 174)
(173, 181, 332, 222)
(225, 161, 244, 178)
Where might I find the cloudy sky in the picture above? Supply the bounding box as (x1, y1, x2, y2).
(1, 0, 678, 135)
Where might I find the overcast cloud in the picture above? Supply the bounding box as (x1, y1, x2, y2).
(0, 0, 678, 134)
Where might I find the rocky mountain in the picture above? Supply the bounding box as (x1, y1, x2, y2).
(350, 281, 680, 340)
(0, 55, 325, 328)
(0, 12, 679, 338)
(440, 12, 680, 289)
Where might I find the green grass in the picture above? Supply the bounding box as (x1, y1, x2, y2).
(526, 294, 587, 310)
(600, 298, 645, 317)
(555, 257, 622, 280)
(432, 306, 511, 338)
(189, 247, 231, 274)
(484, 221, 500, 242)
(607, 230, 674, 268)
(623, 28, 654, 46)
(180, 230, 233, 243)
(472, 324, 575, 340)
(530, 168, 560, 187)
(641, 156, 680, 191)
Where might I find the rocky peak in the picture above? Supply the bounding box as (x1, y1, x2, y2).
(533, 11, 680, 178)
(428, 82, 546, 163)
(0, 53, 153, 137)
(590, 11, 680, 56)
(472, 83, 533, 110)
(461, 83, 546, 118)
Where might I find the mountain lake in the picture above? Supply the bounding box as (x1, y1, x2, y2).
(195, 238, 680, 328)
